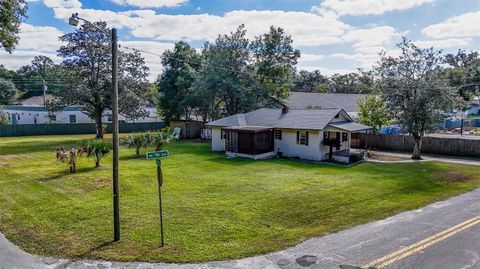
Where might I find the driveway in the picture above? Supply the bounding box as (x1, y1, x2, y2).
(1, 188, 480, 269)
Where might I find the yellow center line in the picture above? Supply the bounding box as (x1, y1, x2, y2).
(362, 216, 480, 269)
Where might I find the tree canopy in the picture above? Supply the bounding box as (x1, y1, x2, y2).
(375, 38, 463, 159)
(0, 0, 27, 53)
(50, 21, 150, 138)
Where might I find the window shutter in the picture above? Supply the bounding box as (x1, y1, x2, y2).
(306, 131, 309, 146)
(296, 130, 299, 144)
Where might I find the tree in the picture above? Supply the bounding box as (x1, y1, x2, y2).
(375, 38, 462, 159)
(0, 0, 27, 53)
(0, 106, 10, 124)
(250, 26, 300, 104)
(0, 78, 18, 104)
(292, 70, 329, 92)
(15, 55, 69, 99)
(443, 50, 480, 101)
(86, 139, 112, 168)
(357, 96, 392, 132)
(155, 41, 201, 122)
(329, 71, 376, 94)
(193, 25, 259, 117)
(125, 133, 148, 156)
(52, 21, 150, 138)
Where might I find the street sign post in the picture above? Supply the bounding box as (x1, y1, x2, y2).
(146, 150, 169, 247)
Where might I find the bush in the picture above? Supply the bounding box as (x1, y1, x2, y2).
(150, 127, 175, 151)
(85, 139, 112, 167)
(125, 133, 148, 156)
(349, 153, 364, 163)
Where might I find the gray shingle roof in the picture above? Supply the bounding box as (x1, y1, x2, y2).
(327, 121, 372, 132)
(207, 108, 350, 130)
(286, 92, 367, 112)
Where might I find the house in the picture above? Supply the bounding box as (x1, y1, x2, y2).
(169, 119, 204, 139)
(285, 92, 367, 118)
(2, 105, 161, 125)
(206, 107, 371, 163)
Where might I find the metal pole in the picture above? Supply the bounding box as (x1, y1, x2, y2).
(460, 118, 464, 135)
(112, 28, 120, 242)
(157, 159, 164, 247)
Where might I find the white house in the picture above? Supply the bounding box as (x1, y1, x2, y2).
(206, 107, 371, 163)
(2, 105, 162, 125)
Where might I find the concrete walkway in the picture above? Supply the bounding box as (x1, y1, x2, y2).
(368, 150, 480, 166)
(1, 188, 480, 269)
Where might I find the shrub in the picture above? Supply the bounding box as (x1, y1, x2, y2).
(349, 153, 364, 163)
(85, 139, 112, 167)
(150, 127, 176, 151)
(125, 133, 148, 156)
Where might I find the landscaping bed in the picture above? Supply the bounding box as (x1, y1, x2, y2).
(1, 134, 480, 263)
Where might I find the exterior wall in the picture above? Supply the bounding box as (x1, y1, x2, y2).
(468, 105, 479, 115)
(211, 126, 225, 151)
(3, 106, 161, 125)
(225, 151, 275, 160)
(274, 129, 323, 161)
(170, 120, 203, 139)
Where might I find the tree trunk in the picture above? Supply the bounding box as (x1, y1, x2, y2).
(136, 148, 140, 156)
(95, 109, 104, 139)
(95, 154, 100, 167)
(412, 135, 422, 160)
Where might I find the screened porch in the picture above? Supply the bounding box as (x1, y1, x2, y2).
(222, 126, 275, 159)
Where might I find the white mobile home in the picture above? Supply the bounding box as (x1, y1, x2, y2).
(206, 107, 371, 163)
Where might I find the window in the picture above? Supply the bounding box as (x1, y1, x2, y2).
(107, 114, 112, 122)
(274, 129, 282, 140)
(342, 132, 348, 142)
(296, 130, 309, 146)
(69, 115, 76, 124)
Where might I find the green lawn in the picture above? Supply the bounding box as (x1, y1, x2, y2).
(467, 114, 480, 119)
(1, 135, 479, 263)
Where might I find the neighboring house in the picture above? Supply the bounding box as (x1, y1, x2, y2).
(3, 105, 161, 125)
(467, 98, 479, 115)
(285, 92, 367, 118)
(206, 107, 371, 163)
(169, 119, 204, 139)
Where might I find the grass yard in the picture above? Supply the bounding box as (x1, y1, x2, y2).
(1, 134, 480, 263)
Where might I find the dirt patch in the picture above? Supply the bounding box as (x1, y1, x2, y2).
(371, 155, 410, 161)
(91, 177, 111, 188)
(433, 171, 477, 183)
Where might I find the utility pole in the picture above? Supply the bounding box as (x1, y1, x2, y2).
(42, 80, 47, 106)
(68, 12, 121, 243)
(112, 28, 120, 242)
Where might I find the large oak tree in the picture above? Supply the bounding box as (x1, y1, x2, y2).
(51, 21, 150, 138)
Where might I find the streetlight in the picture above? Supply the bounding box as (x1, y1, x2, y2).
(69, 13, 120, 242)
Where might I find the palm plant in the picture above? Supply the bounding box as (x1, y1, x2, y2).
(125, 133, 148, 156)
(86, 139, 112, 167)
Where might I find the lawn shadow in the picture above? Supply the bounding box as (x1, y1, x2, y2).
(38, 166, 97, 182)
(119, 154, 145, 161)
(74, 240, 116, 259)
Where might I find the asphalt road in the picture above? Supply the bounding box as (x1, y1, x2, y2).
(1, 188, 479, 269)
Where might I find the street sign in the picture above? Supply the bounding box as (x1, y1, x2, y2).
(146, 150, 169, 159)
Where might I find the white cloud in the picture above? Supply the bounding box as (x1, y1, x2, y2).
(299, 53, 325, 63)
(343, 26, 403, 48)
(0, 24, 64, 69)
(312, 0, 436, 17)
(414, 38, 473, 48)
(49, 8, 351, 46)
(422, 12, 480, 39)
(42, 0, 82, 8)
(111, 0, 188, 8)
(120, 40, 175, 80)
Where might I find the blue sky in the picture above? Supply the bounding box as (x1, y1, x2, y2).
(2, 0, 479, 80)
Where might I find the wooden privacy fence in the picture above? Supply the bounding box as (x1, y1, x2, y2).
(351, 133, 480, 158)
